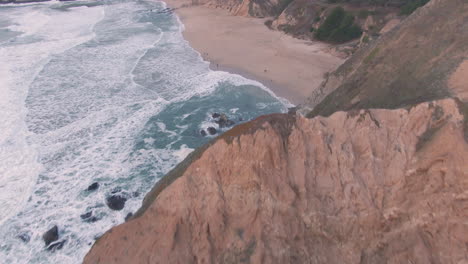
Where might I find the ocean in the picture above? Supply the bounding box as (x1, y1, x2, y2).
(0, 0, 288, 263)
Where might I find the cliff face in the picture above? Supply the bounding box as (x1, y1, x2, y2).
(196, 0, 414, 47)
(82, 0, 468, 262)
(304, 0, 468, 116)
(270, 1, 401, 42)
(198, 0, 286, 17)
(84, 99, 468, 264)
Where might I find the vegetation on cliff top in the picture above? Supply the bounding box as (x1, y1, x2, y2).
(315, 7, 363, 43)
(400, 0, 430, 14)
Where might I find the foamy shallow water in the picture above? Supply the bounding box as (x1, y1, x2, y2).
(0, 0, 288, 263)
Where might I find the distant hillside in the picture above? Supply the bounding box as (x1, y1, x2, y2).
(198, 0, 429, 45)
(303, 0, 468, 118)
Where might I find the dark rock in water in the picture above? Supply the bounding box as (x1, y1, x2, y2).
(42, 226, 59, 246)
(239, 117, 244, 121)
(106, 195, 127, 211)
(215, 114, 235, 128)
(87, 216, 99, 223)
(87, 182, 99, 192)
(288, 107, 297, 115)
(212, 113, 220, 118)
(18, 233, 30, 243)
(80, 212, 92, 220)
(200, 129, 207, 137)
(80, 211, 99, 223)
(207, 127, 217, 135)
(225, 120, 235, 127)
(47, 240, 66, 252)
(132, 191, 140, 198)
(125, 212, 133, 222)
(111, 187, 122, 194)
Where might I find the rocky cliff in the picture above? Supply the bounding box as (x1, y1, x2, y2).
(197, 0, 416, 45)
(83, 0, 468, 263)
(303, 0, 468, 116)
(84, 99, 468, 264)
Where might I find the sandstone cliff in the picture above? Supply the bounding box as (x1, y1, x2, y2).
(84, 99, 468, 264)
(82, 0, 468, 263)
(196, 0, 413, 45)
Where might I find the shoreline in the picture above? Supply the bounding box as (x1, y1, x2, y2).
(163, 0, 344, 105)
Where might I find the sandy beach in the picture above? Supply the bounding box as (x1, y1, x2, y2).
(163, 0, 344, 105)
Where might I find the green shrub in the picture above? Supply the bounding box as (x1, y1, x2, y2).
(362, 35, 370, 43)
(315, 7, 362, 43)
(358, 10, 369, 19)
(400, 0, 430, 15)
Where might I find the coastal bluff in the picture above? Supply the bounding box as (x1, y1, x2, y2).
(84, 99, 468, 263)
(83, 0, 468, 263)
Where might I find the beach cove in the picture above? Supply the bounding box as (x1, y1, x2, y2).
(163, 0, 344, 105)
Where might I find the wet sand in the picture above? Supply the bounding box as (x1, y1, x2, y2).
(163, 0, 344, 104)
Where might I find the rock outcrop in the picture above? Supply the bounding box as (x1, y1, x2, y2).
(42, 225, 59, 247)
(84, 99, 468, 264)
(303, 0, 468, 116)
(82, 0, 467, 263)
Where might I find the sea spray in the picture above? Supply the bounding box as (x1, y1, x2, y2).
(0, 0, 287, 263)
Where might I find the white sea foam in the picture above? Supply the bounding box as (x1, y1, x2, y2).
(173, 144, 194, 160)
(0, 1, 288, 263)
(0, 2, 105, 227)
(0, 2, 105, 263)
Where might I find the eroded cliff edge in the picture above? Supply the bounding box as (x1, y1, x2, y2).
(83, 0, 468, 262)
(84, 98, 468, 264)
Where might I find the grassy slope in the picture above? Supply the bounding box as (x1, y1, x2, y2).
(307, 0, 468, 117)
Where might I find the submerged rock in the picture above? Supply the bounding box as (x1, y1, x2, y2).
(207, 127, 217, 135)
(110, 187, 122, 194)
(47, 240, 66, 252)
(106, 195, 127, 211)
(215, 113, 235, 128)
(18, 233, 30, 243)
(211, 113, 220, 118)
(287, 107, 297, 114)
(125, 213, 133, 222)
(80, 211, 99, 223)
(200, 129, 207, 137)
(87, 182, 99, 192)
(80, 212, 92, 219)
(42, 226, 59, 246)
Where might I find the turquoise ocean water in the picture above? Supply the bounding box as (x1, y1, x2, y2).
(0, 0, 288, 262)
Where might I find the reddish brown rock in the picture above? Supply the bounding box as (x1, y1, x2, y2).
(84, 99, 468, 264)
